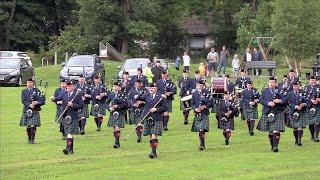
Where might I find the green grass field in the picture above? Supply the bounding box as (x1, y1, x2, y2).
(1, 61, 319, 179)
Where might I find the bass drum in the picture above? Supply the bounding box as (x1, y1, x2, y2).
(211, 77, 227, 94)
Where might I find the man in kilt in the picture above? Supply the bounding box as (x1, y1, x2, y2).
(278, 75, 291, 125)
(287, 70, 300, 92)
(76, 75, 91, 135)
(90, 76, 108, 131)
(52, 80, 83, 155)
(257, 77, 286, 152)
(136, 83, 167, 158)
(191, 80, 212, 150)
(235, 69, 251, 120)
(285, 81, 308, 146)
(51, 79, 67, 139)
(106, 82, 128, 148)
(156, 71, 177, 131)
(304, 75, 320, 142)
(217, 92, 239, 145)
(178, 69, 194, 125)
(20, 78, 45, 144)
(120, 71, 133, 123)
(128, 79, 147, 142)
(241, 80, 260, 136)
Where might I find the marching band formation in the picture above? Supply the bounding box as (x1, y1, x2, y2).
(19, 68, 320, 158)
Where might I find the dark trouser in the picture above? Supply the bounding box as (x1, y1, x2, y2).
(218, 61, 227, 75)
(253, 69, 262, 75)
(208, 62, 217, 72)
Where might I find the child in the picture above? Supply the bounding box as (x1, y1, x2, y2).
(199, 63, 206, 77)
(232, 54, 240, 77)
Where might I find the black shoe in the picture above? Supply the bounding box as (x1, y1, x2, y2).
(225, 139, 229, 145)
(311, 137, 315, 141)
(137, 137, 141, 143)
(184, 121, 188, 125)
(272, 147, 279, 152)
(314, 137, 319, 142)
(113, 144, 120, 149)
(199, 145, 205, 151)
(97, 127, 101, 131)
(297, 142, 302, 146)
(62, 136, 67, 140)
(80, 131, 85, 135)
(148, 152, 157, 159)
(63, 149, 69, 155)
(250, 132, 254, 136)
(164, 127, 168, 131)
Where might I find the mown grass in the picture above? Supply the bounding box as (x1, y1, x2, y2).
(0, 61, 319, 179)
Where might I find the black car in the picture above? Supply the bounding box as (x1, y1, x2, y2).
(60, 55, 105, 84)
(0, 58, 34, 86)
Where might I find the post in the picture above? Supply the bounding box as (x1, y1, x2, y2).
(65, 52, 69, 63)
(54, 52, 57, 65)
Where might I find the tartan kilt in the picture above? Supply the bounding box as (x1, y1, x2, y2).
(242, 106, 259, 120)
(257, 112, 285, 132)
(20, 110, 41, 127)
(79, 104, 89, 119)
(55, 107, 63, 121)
(143, 120, 163, 136)
(107, 112, 125, 128)
(307, 107, 320, 125)
(90, 103, 106, 117)
(128, 110, 141, 125)
(287, 111, 308, 128)
(62, 116, 79, 135)
(218, 117, 235, 130)
(191, 114, 209, 132)
(165, 100, 173, 112)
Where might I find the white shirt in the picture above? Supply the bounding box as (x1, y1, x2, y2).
(207, 52, 218, 62)
(246, 52, 252, 62)
(232, 58, 240, 69)
(182, 55, 191, 67)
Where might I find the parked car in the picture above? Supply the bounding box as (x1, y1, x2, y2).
(0, 58, 34, 86)
(117, 58, 168, 80)
(60, 55, 105, 84)
(0, 51, 33, 67)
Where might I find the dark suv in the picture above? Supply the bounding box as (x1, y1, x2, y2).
(0, 58, 34, 86)
(60, 55, 105, 84)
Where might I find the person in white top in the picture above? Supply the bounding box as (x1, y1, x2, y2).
(207, 48, 218, 73)
(182, 51, 191, 72)
(243, 48, 252, 75)
(232, 54, 240, 77)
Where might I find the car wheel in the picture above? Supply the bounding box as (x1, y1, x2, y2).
(17, 76, 22, 87)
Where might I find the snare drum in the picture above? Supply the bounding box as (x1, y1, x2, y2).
(181, 95, 193, 110)
(211, 77, 227, 94)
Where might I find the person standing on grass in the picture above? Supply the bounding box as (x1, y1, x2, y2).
(243, 48, 252, 75)
(52, 79, 67, 140)
(217, 92, 239, 146)
(284, 81, 308, 146)
(218, 46, 229, 75)
(232, 54, 240, 77)
(52, 80, 83, 155)
(257, 77, 286, 152)
(20, 78, 45, 144)
(106, 82, 127, 149)
(76, 75, 91, 135)
(252, 47, 263, 76)
(136, 83, 167, 158)
(207, 47, 218, 73)
(191, 80, 212, 150)
(182, 51, 191, 72)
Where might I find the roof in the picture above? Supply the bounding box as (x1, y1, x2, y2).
(185, 17, 209, 35)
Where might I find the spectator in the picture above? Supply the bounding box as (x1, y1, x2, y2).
(218, 46, 229, 75)
(143, 62, 154, 84)
(199, 62, 206, 77)
(175, 56, 181, 71)
(232, 54, 240, 77)
(207, 48, 218, 73)
(252, 47, 262, 75)
(243, 48, 252, 75)
(182, 51, 191, 72)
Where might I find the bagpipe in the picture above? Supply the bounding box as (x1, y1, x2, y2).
(267, 89, 283, 123)
(220, 99, 239, 123)
(247, 88, 259, 113)
(93, 85, 107, 114)
(130, 89, 146, 117)
(26, 79, 48, 118)
(109, 93, 126, 120)
(195, 93, 211, 118)
(292, 91, 307, 121)
(307, 86, 320, 117)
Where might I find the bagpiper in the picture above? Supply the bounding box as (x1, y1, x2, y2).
(52, 79, 67, 139)
(178, 69, 194, 125)
(285, 81, 308, 146)
(75, 75, 91, 135)
(130, 68, 148, 87)
(156, 71, 177, 131)
(20, 78, 45, 144)
(278, 75, 290, 124)
(120, 71, 132, 123)
(136, 83, 167, 158)
(304, 75, 320, 142)
(257, 77, 286, 152)
(90, 75, 108, 131)
(191, 80, 212, 150)
(51, 80, 83, 155)
(127, 79, 147, 142)
(241, 80, 260, 136)
(217, 92, 239, 145)
(235, 69, 251, 120)
(106, 82, 128, 148)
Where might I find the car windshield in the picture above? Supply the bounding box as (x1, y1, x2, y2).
(123, 60, 149, 69)
(67, 57, 94, 67)
(0, 59, 20, 69)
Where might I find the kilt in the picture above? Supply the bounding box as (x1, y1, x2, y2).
(143, 120, 163, 136)
(218, 118, 235, 130)
(55, 106, 63, 121)
(307, 107, 320, 125)
(107, 112, 125, 128)
(20, 110, 41, 127)
(165, 100, 173, 112)
(191, 114, 209, 132)
(128, 110, 142, 125)
(242, 106, 258, 120)
(79, 104, 89, 119)
(287, 111, 308, 128)
(62, 116, 79, 135)
(90, 103, 106, 117)
(257, 112, 285, 132)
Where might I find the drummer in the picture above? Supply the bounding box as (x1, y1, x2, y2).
(235, 69, 251, 120)
(178, 69, 194, 125)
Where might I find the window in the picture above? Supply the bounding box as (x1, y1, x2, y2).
(190, 37, 205, 49)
